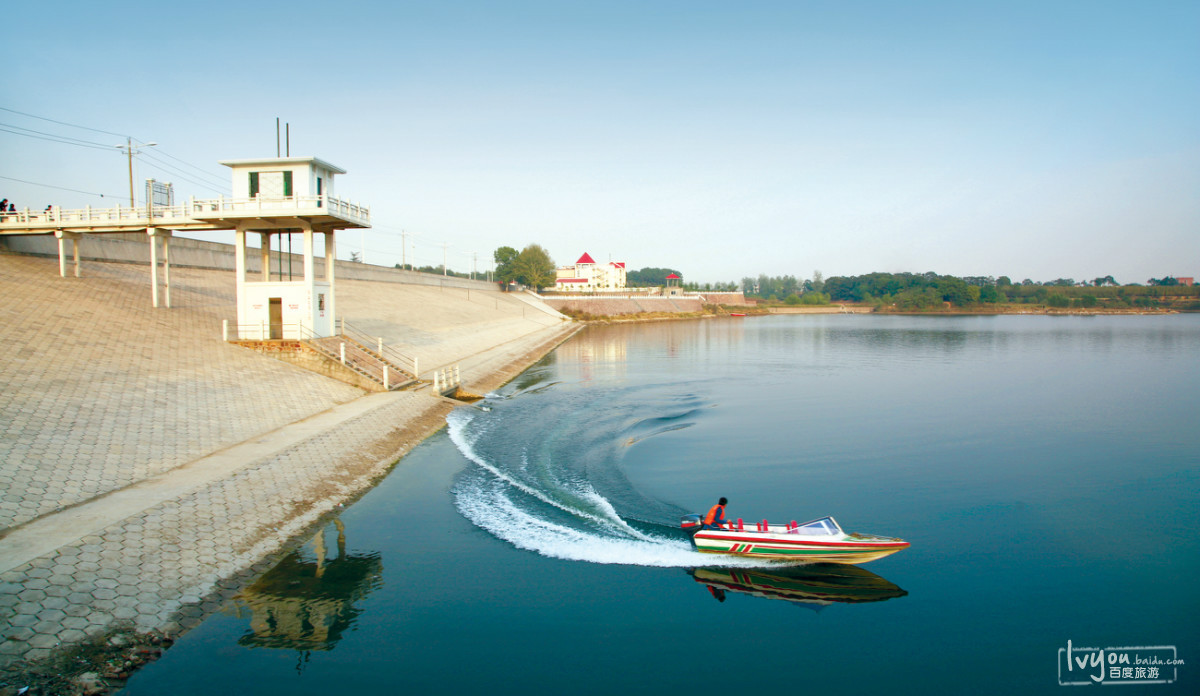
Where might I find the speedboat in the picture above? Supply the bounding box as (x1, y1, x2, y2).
(680, 514, 909, 564)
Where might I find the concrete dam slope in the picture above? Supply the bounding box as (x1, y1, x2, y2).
(0, 250, 577, 676)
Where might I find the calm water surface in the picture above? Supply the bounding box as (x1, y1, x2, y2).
(123, 315, 1199, 694)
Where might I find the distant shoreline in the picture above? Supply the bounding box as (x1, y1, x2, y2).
(568, 303, 1186, 324)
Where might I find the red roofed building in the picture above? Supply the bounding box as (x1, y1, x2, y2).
(554, 252, 628, 292)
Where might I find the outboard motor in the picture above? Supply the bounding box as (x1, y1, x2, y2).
(680, 513, 702, 532)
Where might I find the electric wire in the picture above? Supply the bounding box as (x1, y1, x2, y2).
(0, 125, 116, 151)
(0, 174, 123, 199)
(0, 106, 130, 138)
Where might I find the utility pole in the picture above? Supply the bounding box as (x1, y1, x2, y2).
(472, 252, 477, 280)
(442, 243, 449, 276)
(401, 229, 407, 270)
(126, 139, 134, 208)
(116, 138, 157, 209)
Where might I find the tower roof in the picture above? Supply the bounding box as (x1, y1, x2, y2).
(576, 252, 596, 264)
(218, 156, 347, 174)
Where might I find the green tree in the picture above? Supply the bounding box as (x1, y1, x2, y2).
(494, 246, 519, 283)
(979, 285, 1006, 303)
(937, 277, 973, 306)
(628, 267, 684, 286)
(513, 244, 555, 290)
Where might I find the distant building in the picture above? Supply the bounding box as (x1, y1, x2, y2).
(1178, 277, 1194, 286)
(554, 252, 627, 292)
(664, 272, 683, 296)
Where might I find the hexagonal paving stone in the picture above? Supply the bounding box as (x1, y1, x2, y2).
(20, 578, 49, 592)
(41, 596, 69, 611)
(27, 632, 59, 649)
(36, 608, 66, 624)
(17, 588, 46, 603)
(111, 606, 138, 620)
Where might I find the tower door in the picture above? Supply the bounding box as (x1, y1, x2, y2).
(269, 297, 283, 339)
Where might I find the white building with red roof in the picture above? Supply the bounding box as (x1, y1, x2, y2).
(554, 252, 627, 292)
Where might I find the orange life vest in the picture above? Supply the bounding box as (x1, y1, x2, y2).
(704, 503, 726, 527)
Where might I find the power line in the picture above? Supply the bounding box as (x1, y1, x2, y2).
(149, 147, 230, 182)
(1, 108, 229, 196)
(0, 121, 116, 149)
(0, 125, 115, 151)
(0, 174, 123, 199)
(0, 106, 130, 138)
(137, 151, 231, 194)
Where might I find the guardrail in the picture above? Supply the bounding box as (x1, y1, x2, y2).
(222, 320, 416, 391)
(0, 204, 202, 227)
(0, 194, 369, 229)
(432, 365, 460, 393)
(189, 195, 370, 223)
(339, 319, 418, 377)
(223, 319, 306, 341)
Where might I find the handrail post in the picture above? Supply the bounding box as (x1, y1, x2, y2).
(340, 342, 346, 365)
(223, 319, 228, 342)
(384, 365, 389, 390)
(413, 356, 418, 378)
(377, 337, 383, 355)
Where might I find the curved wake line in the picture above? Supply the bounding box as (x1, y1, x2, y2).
(447, 410, 654, 542)
(454, 479, 777, 568)
(450, 409, 783, 569)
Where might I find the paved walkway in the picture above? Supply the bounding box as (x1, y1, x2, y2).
(0, 253, 576, 671)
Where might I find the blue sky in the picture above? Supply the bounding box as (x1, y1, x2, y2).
(3, 1, 1197, 284)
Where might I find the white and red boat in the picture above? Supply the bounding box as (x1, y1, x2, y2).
(680, 514, 909, 565)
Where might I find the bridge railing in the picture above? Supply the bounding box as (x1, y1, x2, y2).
(0, 204, 198, 227)
(0, 194, 369, 229)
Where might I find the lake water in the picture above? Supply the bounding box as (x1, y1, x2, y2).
(122, 314, 1198, 694)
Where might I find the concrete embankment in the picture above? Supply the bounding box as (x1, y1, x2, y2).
(0, 248, 577, 687)
(543, 295, 704, 315)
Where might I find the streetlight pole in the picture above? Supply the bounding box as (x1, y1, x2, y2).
(115, 138, 157, 209)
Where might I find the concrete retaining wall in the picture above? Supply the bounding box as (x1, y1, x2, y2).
(0, 232, 497, 291)
(700, 292, 753, 306)
(543, 296, 705, 316)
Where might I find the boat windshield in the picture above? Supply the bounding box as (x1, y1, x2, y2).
(794, 516, 842, 535)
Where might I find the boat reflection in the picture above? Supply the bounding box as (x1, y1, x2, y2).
(689, 563, 907, 611)
(230, 520, 383, 652)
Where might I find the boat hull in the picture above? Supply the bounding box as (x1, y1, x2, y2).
(692, 530, 909, 564)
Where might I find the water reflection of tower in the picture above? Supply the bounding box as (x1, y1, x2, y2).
(231, 520, 383, 657)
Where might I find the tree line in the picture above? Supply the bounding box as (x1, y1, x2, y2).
(821, 272, 1199, 310)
